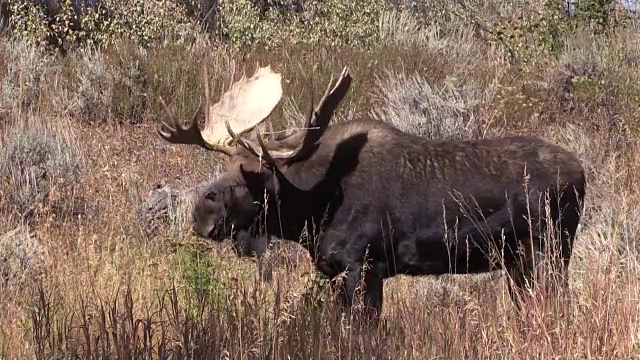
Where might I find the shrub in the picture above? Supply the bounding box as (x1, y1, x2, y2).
(0, 119, 84, 224)
(454, 0, 568, 64)
(2, 1, 50, 49)
(371, 70, 484, 139)
(0, 39, 52, 111)
(378, 9, 499, 79)
(173, 243, 232, 311)
(4, 0, 391, 52)
(0, 224, 45, 290)
(105, 41, 150, 124)
(65, 46, 115, 122)
(559, 28, 604, 78)
(97, 0, 199, 47)
(570, 0, 620, 34)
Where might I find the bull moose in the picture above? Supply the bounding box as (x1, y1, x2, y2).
(156, 65, 586, 321)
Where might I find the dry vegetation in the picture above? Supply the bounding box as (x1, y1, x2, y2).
(1, 1, 640, 358)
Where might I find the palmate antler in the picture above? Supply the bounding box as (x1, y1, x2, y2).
(229, 66, 352, 165)
(157, 63, 284, 156)
(158, 63, 352, 168)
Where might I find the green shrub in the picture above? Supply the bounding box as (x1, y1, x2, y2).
(218, 0, 390, 50)
(3, 1, 50, 49)
(571, 0, 619, 34)
(451, 0, 635, 65)
(454, 0, 568, 64)
(5, 0, 391, 52)
(173, 243, 232, 314)
(5, 0, 200, 51)
(94, 0, 199, 47)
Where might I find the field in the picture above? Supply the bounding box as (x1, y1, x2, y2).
(1, 1, 640, 358)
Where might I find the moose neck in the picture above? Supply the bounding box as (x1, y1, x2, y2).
(261, 163, 343, 259)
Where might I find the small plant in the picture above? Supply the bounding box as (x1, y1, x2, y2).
(173, 243, 232, 315)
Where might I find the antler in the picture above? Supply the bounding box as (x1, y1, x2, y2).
(248, 66, 352, 165)
(157, 63, 284, 157)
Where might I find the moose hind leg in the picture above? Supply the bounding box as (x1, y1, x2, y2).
(542, 186, 582, 299)
(529, 195, 579, 304)
(507, 233, 571, 309)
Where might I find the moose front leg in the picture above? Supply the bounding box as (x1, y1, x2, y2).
(232, 231, 272, 282)
(253, 235, 273, 282)
(334, 262, 385, 323)
(232, 230, 268, 257)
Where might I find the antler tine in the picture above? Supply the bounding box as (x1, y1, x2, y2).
(203, 62, 211, 128)
(158, 95, 177, 123)
(253, 67, 351, 164)
(256, 127, 278, 168)
(224, 119, 262, 158)
(303, 73, 334, 130)
(306, 79, 316, 130)
(229, 62, 236, 90)
(155, 67, 235, 157)
(157, 95, 206, 147)
(311, 66, 350, 133)
(157, 96, 178, 138)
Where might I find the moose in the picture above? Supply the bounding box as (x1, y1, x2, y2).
(156, 65, 586, 321)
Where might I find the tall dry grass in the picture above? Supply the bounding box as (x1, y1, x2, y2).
(1, 7, 640, 359)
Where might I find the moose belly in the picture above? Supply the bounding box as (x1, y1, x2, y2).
(389, 232, 501, 277)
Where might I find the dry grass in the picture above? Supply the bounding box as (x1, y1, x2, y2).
(1, 8, 640, 359)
